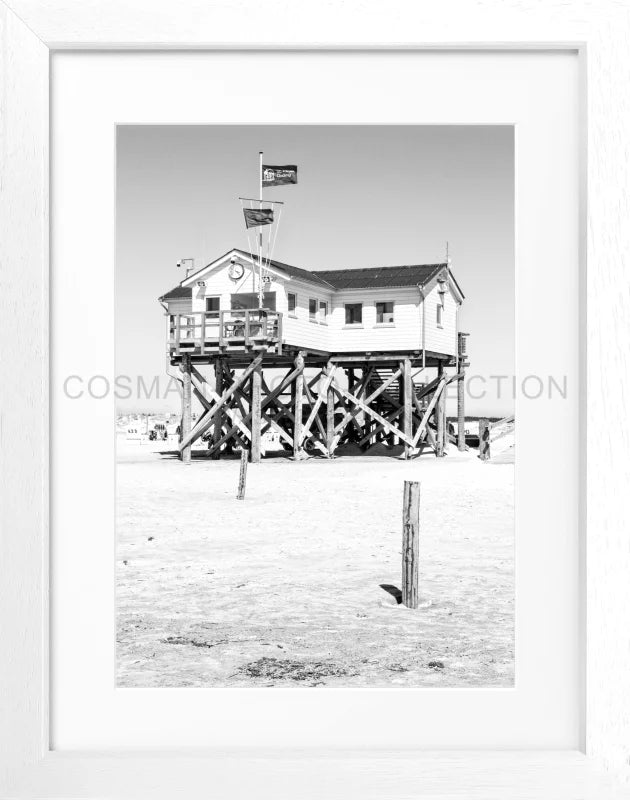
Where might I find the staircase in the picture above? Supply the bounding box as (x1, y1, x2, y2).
(366, 367, 430, 409)
(367, 367, 401, 403)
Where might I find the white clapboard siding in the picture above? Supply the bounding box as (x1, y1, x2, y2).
(189, 262, 269, 314)
(166, 298, 193, 316)
(164, 256, 460, 357)
(423, 283, 458, 356)
(281, 282, 334, 351)
(330, 288, 422, 352)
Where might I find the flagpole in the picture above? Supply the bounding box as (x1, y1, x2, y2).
(258, 150, 263, 309)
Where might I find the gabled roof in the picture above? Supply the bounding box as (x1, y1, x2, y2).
(231, 249, 336, 289)
(317, 263, 447, 291)
(160, 248, 464, 301)
(159, 285, 192, 301)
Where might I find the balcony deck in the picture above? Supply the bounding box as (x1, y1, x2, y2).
(168, 309, 460, 370)
(169, 309, 283, 358)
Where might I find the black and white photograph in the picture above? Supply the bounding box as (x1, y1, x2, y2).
(115, 124, 515, 688)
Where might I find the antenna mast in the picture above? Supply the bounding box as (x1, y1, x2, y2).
(259, 151, 264, 309)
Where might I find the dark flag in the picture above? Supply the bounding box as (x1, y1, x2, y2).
(262, 165, 298, 186)
(243, 208, 274, 229)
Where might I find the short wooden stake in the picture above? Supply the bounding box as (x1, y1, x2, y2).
(237, 448, 248, 500)
(402, 480, 420, 609)
(479, 418, 491, 461)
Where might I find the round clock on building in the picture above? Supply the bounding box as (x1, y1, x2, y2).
(228, 261, 244, 281)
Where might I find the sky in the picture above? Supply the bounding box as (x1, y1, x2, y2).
(116, 125, 514, 415)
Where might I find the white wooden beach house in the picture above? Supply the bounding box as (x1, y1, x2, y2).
(159, 248, 469, 463)
(159, 247, 464, 361)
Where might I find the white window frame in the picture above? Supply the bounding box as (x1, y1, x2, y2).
(318, 300, 328, 324)
(344, 302, 363, 327)
(436, 298, 444, 328)
(205, 295, 221, 316)
(374, 299, 395, 326)
(308, 297, 318, 323)
(287, 291, 297, 317)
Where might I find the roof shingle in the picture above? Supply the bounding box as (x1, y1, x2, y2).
(160, 250, 462, 301)
(159, 285, 192, 301)
(317, 263, 446, 290)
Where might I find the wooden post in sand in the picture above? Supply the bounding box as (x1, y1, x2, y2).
(237, 448, 248, 499)
(479, 418, 491, 461)
(402, 480, 420, 609)
(181, 354, 192, 465)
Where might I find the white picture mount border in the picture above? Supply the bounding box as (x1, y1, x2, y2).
(1, 1, 628, 797)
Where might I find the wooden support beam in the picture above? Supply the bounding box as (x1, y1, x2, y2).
(416, 374, 441, 401)
(331, 383, 415, 447)
(411, 375, 449, 447)
(334, 367, 401, 437)
(326, 363, 335, 456)
(300, 368, 329, 447)
(479, 418, 491, 461)
(189, 365, 252, 444)
(457, 371, 466, 451)
(402, 481, 420, 609)
(213, 359, 224, 458)
(358, 408, 402, 447)
(179, 352, 264, 451)
(490, 414, 515, 429)
(206, 359, 303, 457)
(330, 384, 368, 443)
(293, 352, 305, 458)
(181, 354, 192, 464)
(402, 358, 412, 458)
(251, 364, 262, 463)
(436, 363, 445, 457)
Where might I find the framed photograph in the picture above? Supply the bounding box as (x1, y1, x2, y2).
(1, 2, 629, 797)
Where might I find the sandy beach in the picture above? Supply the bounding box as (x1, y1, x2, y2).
(116, 438, 514, 688)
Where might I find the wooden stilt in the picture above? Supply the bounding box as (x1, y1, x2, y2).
(207, 362, 301, 458)
(173, 348, 468, 464)
(181, 354, 192, 464)
(293, 352, 305, 458)
(436, 362, 445, 457)
(457, 370, 466, 451)
(402, 480, 420, 609)
(251, 364, 262, 463)
(402, 358, 412, 458)
(326, 363, 335, 458)
(479, 418, 491, 461)
(179, 353, 264, 452)
(212, 358, 224, 458)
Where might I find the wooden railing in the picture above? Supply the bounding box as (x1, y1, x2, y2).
(169, 309, 283, 356)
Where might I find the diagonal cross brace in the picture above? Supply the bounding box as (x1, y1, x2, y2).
(178, 353, 264, 451)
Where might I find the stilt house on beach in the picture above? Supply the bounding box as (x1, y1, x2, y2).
(159, 248, 470, 463)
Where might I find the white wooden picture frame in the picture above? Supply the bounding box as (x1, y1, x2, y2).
(1, 1, 629, 797)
